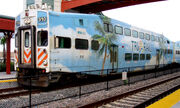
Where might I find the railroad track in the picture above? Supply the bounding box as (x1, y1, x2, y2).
(80, 74, 180, 108)
(0, 87, 41, 100)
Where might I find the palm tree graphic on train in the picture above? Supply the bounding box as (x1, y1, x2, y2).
(93, 15, 117, 74)
(158, 37, 167, 65)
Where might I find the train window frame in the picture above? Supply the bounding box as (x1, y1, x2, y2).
(25, 32, 30, 47)
(104, 23, 113, 33)
(132, 30, 138, 38)
(125, 53, 132, 61)
(55, 36, 71, 49)
(140, 54, 145, 60)
(91, 40, 99, 50)
(139, 32, 144, 39)
(151, 35, 155, 41)
(124, 28, 131, 36)
(37, 30, 48, 46)
(133, 53, 139, 61)
(114, 25, 123, 35)
(75, 38, 88, 50)
(146, 54, 151, 60)
(145, 33, 150, 40)
(79, 19, 84, 26)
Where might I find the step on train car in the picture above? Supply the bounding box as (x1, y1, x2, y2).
(14, 9, 176, 87)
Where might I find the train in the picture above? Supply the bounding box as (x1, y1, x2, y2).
(14, 8, 180, 87)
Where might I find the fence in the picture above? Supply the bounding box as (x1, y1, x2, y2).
(0, 64, 180, 107)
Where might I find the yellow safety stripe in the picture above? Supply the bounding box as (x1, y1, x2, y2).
(147, 89, 180, 108)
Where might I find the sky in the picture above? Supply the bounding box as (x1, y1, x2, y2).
(0, 0, 180, 42)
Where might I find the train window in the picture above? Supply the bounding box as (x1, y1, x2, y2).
(25, 32, 29, 47)
(104, 23, 108, 32)
(151, 35, 155, 41)
(109, 24, 113, 33)
(145, 34, 150, 40)
(139, 32, 144, 39)
(91, 40, 99, 50)
(132, 30, 138, 38)
(37, 31, 48, 46)
(124, 28, 131, 36)
(79, 19, 84, 26)
(125, 53, 132, 61)
(56, 37, 71, 49)
(146, 54, 151, 60)
(140, 54, 145, 60)
(104, 23, 113, 33)
(75, 39, 88, 50)
(115, 26, 123, 35)
(133, 53, 139, 61)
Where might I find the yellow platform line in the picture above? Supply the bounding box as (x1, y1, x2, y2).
(147, 89, 180, 108)
(0, 79, 17, 83)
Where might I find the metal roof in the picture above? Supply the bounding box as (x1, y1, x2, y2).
(62, 0, 166, 13)
(0, 15, 14, 20)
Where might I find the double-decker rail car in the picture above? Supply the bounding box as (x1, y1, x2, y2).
(14, 9, 175, 87)
(174, 41, 180, 63)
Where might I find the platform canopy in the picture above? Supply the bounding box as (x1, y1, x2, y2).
(62, 0, 166, 13)
(0, 15, 15, 32)
(0, 15, 15, 74)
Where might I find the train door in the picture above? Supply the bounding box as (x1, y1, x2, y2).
(22, 30, 31, 64)
(156, 49, 160, 67)
(18, 26, 36, 68)
(111, 45, 118, 71)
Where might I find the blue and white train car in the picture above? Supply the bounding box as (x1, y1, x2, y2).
(14, 9, 175, 87)
(174, 41, 180, 63)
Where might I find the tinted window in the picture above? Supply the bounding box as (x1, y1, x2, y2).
(79, 19, 84, 26)
(133, 53, 139, 61)
(56, 37, 71, 49)
(151, 35, 155, 41)
(132, 30, 138, 38)
(124, 28, 131, 36)
(139, 32, 144, 39)
(25, 32, 29, 47)
(91, 40, 99, 50)
(104, 23, 113, 33)
(145, 34, 150, 40)
(140, 54, 145, 60)
(115, 26, 123, 35)
(37, 31, 48, 46)
(104, 23, 108, 32)
(109, 24, 113, 33)
(125, 53, 132, 61)
(146, 54, 151, 60)
(75, 39, 88, 50)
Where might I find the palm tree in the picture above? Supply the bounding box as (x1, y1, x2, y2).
(1, 36, 6, 64)
(93, 15, 117, 74)
(158, 37, 167, 65)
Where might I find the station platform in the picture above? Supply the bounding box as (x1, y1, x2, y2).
(147, 89, 180, 108)
(0, 71, 17, 83)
